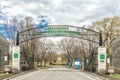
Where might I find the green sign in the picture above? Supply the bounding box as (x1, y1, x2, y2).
(100, 54, 105, 59)
(36, 26, 81, 36)
(100, 54, 105, 62)
(14, 53, 18, 58)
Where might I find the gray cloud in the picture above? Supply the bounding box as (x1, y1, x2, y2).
(1, 0, 120, 26)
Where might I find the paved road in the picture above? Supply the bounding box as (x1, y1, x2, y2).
(7, 67, 108, 80)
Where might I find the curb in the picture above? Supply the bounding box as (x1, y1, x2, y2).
(3, 71, 32, 80)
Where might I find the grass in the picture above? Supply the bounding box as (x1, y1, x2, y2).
(0, 73, 10, 79)
(0, 73, 7, 77)
(110, 74, 120, 79)
(36, 66, 50, 70)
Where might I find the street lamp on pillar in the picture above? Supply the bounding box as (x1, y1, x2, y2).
(16, 31, 19, 46)
(99, 31, 102, 46)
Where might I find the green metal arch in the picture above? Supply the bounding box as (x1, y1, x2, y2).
(19, 25, 99, 34)
(16, 25, 102, 46)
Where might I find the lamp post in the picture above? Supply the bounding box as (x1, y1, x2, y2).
(99, 31, 102, 46)
(0, 49, 1, 68)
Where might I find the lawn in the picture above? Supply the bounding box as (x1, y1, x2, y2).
(0, 73, 12, 80)
(110, 74, 120, 79)
(0, 73, 7, 77)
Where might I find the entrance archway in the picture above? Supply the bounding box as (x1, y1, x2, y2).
(15, 25, 102, 71)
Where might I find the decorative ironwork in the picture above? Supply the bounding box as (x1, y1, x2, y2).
(17, 25, 102, 46)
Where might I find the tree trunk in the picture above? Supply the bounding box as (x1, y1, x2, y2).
(40, 60, 43, 67)
(44, 58, 47, 67)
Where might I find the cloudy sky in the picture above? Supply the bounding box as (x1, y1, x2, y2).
(1, 0, 120, 26)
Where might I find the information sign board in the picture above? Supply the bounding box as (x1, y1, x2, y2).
(74, 59, 82, 69)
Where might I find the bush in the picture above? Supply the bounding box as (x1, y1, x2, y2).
(114, 68, 120, 74)
(12, 68, 20, 74)
(4, 65, 11, 73)
(21, 66, 29, 71)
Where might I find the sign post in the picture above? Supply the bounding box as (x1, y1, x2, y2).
(98, 47, 106, 74)
(12, 46, 20, 72)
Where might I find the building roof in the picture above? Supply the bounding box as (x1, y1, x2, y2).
(0, 33, 9, 45)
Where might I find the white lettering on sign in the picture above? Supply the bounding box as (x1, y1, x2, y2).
(75, 61, 80, 65)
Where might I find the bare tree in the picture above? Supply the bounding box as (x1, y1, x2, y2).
(45, 40, 55, 65)
(59, 53, 68, 64)
(36, 38, 48, 67)
(20, 17, 38, 69)
(5, 17, 18, 45)
(35, 38, 58, 67)
(89, 16, 120, 65)
(58, 38, 74, 63)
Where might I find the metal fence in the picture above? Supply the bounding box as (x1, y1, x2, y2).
(111, 36, 120, 69)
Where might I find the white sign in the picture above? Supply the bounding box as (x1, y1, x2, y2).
(12, 46, 20, 71)
(98, 47, 106, 72)
(107, 58, 110, 63)
(86, 59, 88, 63)
(4, 56, 7, 61)
(75, 61, 80, 65)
